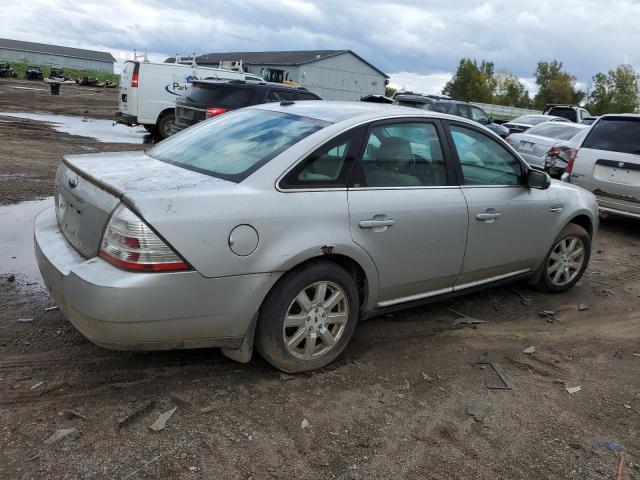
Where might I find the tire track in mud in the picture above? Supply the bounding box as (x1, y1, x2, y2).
(0, 348, 272, 406)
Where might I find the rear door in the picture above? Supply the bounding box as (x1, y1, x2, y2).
(446, 121, 560, 286)
(347, 119, 468, 306)
(571, 116, 640, 216)
(118, 61, 139, 117)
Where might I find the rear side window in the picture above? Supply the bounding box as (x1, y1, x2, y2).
(456, 104, 472, 119)
(527, 123, 584, 141)
(184, 85, 255, 108)
(280, 128, 362, 189)
(430, 102, 453, 114)
(582, 117, 640, 154)
(147, 110, 329, 182)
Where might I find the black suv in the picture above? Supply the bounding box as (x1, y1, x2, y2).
(173, 80, 322, 133)
(393, 94, 509, 138)
(544, 104, 591, 123)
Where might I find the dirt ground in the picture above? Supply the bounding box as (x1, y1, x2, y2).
(1, 78, 639, 480)
(0, 79, 149, 205)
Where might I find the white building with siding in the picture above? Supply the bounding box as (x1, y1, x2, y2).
(168, 50, 388, 101)
(0, 38, 116, 73)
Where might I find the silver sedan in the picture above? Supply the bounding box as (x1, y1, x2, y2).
(35, 102, 599, 372)
(505, 122, 590, 169)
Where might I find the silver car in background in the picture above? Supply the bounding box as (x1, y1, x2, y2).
(505, 122, 590, 170)
(503, 114, 570, 135)
(564, 114, 640, 219)
(35, 102, 599, 373)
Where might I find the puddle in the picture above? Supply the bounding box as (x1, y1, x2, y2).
(0, 111, 153, 144)
(0, 197, 53, 288)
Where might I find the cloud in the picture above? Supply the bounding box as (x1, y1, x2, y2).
(2, 0, 640, 86)
(388, 72, 453, 95)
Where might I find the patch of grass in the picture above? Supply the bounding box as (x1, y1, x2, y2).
(0, 59, 119, 84)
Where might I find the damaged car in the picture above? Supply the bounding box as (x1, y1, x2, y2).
(563, 114, 640, 219)
(35, 101, 598, 372)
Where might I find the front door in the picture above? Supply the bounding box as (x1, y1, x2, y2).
(347, 119, 469, 307)
(446, 122, 559, 286)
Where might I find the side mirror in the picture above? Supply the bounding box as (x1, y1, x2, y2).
(526, 169, 551, 190)
(487, 115, 494, 124)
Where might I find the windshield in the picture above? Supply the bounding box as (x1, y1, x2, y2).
(147, 109, 329, 182)
(527, 123, 584, 141)
(511, 115, 549, 125)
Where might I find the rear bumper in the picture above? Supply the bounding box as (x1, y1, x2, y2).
(34, 206, 279, 351)
(596, 195, 640, 219)
(115, 112, 138, 126)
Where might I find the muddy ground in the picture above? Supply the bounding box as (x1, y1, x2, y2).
(1, 78, 639, 480)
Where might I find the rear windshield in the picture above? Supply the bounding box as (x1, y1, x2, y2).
(527, 123, 584, 141)
(582, 117, 640, 155)
(393, 100, 429, 110)
(147, 109, 329, 182)
(510, 115, 549, 125)
(547, 107, 577, 122)
(184, 84, 255, 108)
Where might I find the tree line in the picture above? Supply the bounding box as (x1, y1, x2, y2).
(441, 58, 640, 115)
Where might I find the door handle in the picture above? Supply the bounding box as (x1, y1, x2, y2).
(476, 211, 501, 223)
(359, 219, 395, 228)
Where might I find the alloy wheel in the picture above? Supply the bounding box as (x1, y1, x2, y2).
(282, 281, 349, 360)
(547, 236, 585, 286)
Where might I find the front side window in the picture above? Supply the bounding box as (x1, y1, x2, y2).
(470, 106, 489, 124)
(450, 125, 522, 186)
(147, 109, 329, 182)
(582, 117, 640, 154)
(359, 122, 448, 187)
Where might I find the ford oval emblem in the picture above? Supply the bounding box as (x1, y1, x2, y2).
(68, 177, 78, 188)
(618, 162, 625, 168)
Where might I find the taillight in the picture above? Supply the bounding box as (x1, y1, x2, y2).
(131, 72, 139, 88)
(565, 149, 579, 174)
(205, 107, 228, 118)
(99, 204, 189, 272)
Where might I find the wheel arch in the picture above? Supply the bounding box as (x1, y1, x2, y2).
(267, 246, 379, 314)
(568, 213, 594, 237)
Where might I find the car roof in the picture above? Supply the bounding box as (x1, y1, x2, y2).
(508, 114, 563, 122)
(192, 79, 310, 91)
(599, 113, 640, 119)
(250, 100, 477, 124)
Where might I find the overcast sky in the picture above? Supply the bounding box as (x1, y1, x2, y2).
(5, 0, 640, 94)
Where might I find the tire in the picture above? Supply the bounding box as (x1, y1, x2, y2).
(143, 124, 157, 134)
(255, 261, 359, 373)
(156, 112, 175, 139)
(536, 223, 591, 293)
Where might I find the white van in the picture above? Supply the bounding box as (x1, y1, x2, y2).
(117, 61, 263, 138)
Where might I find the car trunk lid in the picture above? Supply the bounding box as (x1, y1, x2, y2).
(56, 151, 227, 258)
(512, 134, 558, 158)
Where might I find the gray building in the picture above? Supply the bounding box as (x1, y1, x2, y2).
(169, 50, 388, 101)
(0, 38, 116, 73)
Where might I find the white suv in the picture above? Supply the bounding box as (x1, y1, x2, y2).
(563, 114, 640, 219)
